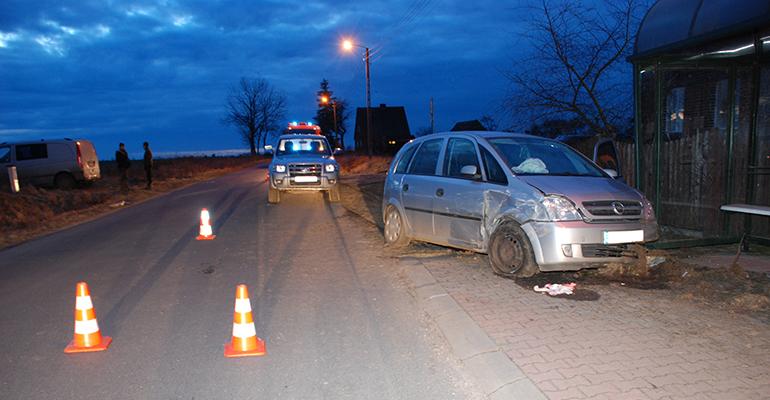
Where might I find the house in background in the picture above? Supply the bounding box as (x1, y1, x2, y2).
(629, 0, 769, 247)
(450, 120, 486, 131)
(354, 104, 412, 155)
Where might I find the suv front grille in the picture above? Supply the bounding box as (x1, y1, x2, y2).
(582, 200, 642, 218)
(288, 163, 322, 176)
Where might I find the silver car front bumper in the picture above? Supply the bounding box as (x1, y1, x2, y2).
(521, 220, 659, 271)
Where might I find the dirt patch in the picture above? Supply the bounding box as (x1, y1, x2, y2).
(0, 156, 261, 249)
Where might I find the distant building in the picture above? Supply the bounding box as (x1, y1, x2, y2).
(354, 104, 412, 155)
(450, 120, 486, 131)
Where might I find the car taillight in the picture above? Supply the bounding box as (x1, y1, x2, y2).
(76, 142, 83, 167)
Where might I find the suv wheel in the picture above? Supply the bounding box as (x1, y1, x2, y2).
(488, 221, 538, 277)
(268, 186, 280, 204)
(384, 206, 410, 248)
(327, 185, 341, 202)
(55, 172, 76, 190)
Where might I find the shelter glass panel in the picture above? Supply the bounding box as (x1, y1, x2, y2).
(750, 66, 770, 237)
(658, 68, 729, 238)
(727, 67, 756, 234)
(639, 66, 657, 202)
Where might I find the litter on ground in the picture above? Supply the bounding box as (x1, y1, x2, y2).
(534, 282, 577, 296)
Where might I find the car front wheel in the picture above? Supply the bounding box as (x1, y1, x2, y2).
(384, 206, 410, 248)
(488, 221, 538, 277)
(268, 186, 280, 204)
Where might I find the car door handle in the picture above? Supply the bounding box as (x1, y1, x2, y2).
(436, 188, 444, 197)
(403, 184, 409, 192)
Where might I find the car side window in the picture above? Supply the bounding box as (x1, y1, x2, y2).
(394, 144, 418, 174)
(480, 146, 508, 185)
(0, 146, 10, 163)
(16, 144, 47, 161)
(443, 138, 480, 179)
(407, 139, 443, 176)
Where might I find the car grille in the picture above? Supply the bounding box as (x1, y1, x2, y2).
(581, 244, 636, 258)
(582, 200, 642, 219)
(289, 163, 322, 176)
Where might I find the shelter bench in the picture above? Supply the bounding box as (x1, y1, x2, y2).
(720, 203, 770, 251)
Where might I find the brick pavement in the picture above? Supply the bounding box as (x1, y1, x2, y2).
(415, 253, 770, 400)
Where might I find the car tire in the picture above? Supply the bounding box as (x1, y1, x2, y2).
(268, 186, 280, 204)
(328, 185, 341, 202)
(488, 221, 538, 278)
(384, 205, 410, 248)
(54, 172, 76, 190)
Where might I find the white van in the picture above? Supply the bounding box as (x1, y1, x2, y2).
(0, 139, 101, 189)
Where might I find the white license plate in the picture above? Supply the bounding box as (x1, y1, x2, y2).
(294, 176, 318, 183)
(603, 230, 644, 244)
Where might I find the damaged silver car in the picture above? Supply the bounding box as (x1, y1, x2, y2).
(382, 131, 659, 277)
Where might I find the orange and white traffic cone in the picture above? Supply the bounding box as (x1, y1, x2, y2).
(224, 284, 266, 358)
(196, 208, 216, 240)
(64, 282, 112, 353)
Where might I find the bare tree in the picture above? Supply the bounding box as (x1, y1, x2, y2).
(505, 0, 646, 137)
(224, 77, 286, 156)
(479, 115, 498, 131)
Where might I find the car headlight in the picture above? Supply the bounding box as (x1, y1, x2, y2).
(325, 164, 336, 172)
(541, 195, 582, 221)
(275, 164, 286, 173)
(641, 196, 656, 222)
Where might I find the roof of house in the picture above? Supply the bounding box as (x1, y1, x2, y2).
(632, 0, 770, 59)
(450, 120, 486, 131)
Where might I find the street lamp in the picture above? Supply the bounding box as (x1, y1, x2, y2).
(320, 95, 338, 147)
(341, 38, 373, 156)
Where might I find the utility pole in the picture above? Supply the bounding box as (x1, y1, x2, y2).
(365, 47, 373, 157)
(429, 97, 434, 134)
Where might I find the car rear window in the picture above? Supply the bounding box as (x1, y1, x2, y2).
(407, 138, 443, 176)
(394, 143, 417, 174)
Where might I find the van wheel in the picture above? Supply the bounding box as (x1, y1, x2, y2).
(268, 186, 280, 204)
(327, 185, 341, 202)
(488, 222, 538, 278)
(384, 206, 410, 248)
(55, 173, 76, 190)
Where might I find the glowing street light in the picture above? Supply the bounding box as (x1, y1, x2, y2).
(341, 37, 373, 156)
(320, 95, 338, 146)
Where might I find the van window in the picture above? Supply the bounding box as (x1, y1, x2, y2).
(16, 144, 48, 161)
(394, 143, 418, 174)
(480, 147, 508, 185)
(407, 139, 443, 176)
(443, 138, 480, 179)
(0, 146, 10, 163)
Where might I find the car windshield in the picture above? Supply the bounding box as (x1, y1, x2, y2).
(276, 138, 331, 157)
(487, 137, 605, 177)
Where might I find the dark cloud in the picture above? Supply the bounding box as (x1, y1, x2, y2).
(0, 0, 528, 155)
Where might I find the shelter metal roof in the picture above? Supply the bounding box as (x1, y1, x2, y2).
(633, 0, 770, 59)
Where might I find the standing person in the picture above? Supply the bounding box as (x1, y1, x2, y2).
(115, 142, 130, 193)
(143, 141, 153, 190)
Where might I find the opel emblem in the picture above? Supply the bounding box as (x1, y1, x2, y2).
(611, 201, 625, 215)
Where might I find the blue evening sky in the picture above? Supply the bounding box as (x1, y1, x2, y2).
(0, 0, 530, 158)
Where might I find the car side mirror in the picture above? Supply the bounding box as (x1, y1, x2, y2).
(603, 168, 618, 178)
(333, 147, 342, 155)
(264, 145, 273, 154)
(460, 165, 478, 177)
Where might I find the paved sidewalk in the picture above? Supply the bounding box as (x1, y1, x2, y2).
(414, 253, 770, 400)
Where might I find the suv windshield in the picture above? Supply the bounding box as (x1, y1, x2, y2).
(276, 137, 331, 157)
(488, 137, 604, 177)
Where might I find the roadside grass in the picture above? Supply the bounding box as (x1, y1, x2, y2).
(0, 156, 262, 249)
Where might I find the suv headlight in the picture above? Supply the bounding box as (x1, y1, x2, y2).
(274, 164, 286, 173)
(541, 195, 582, 221)
(325, 164, 336, 172)
(641, 196, 656, 222)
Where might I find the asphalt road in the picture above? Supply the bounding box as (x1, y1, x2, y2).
(0, 167, 475, 399)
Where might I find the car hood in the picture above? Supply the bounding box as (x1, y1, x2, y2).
(517, 175, 642, 202)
